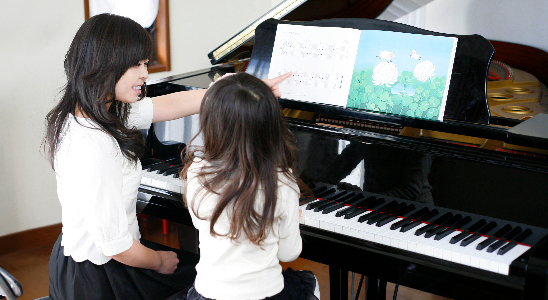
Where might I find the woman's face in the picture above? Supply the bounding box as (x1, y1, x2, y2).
(114, 59, 149, 104)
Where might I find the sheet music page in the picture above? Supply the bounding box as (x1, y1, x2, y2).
(268, 24, 361, 106)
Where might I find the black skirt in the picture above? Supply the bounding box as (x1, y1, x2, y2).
(185, 268, 319, 300)
(49, 234, 198, 300)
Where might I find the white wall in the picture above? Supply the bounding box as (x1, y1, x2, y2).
(0, 0, 281, 237)
(0, 1, 81, 236)
(394, 0, 548, 53)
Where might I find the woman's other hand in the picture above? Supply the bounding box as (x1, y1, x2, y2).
(155, 250, 179, 274)
(263, 72, 292, 98)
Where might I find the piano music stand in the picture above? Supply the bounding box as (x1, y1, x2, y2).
(246, 18, 495, 125)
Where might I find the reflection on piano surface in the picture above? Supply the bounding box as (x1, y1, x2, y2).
(137, 0, 548, 299)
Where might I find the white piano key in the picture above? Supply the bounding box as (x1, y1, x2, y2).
(459, 236, 488, 268)
(375, 219, 403, 246)
(394, 223, 430, 251)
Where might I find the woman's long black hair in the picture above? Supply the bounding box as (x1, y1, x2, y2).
(44, 13, 153, 168)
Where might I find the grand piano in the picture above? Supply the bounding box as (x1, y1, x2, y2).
(137, 1, 548, 299)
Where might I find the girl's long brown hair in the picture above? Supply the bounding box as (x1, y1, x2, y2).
(43, 14, 152, 168)
(181, 73, 310, 246)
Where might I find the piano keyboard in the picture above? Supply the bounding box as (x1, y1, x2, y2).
(299, 183, 548, 276)
(140, 158, 184, 194)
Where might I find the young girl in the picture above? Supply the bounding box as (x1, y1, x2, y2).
(44, 14, 290, 300)
(182, 73, 320, 300)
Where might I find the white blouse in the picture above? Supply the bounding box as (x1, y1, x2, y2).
(186, 158, 303, 300)
(55, 98, 153, 265)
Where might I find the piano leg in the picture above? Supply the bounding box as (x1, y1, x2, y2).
(176, 224, 199, 254)
(329, 266, 349, 300)
(366, 277, 387, 300)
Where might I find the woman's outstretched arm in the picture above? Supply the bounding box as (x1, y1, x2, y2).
(150, 72, 292, 123)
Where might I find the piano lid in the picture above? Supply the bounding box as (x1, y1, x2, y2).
(207, 0, 393, 65)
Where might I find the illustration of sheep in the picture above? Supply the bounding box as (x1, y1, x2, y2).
(411, 50, 436, 82)
(372, 51, 398, 87)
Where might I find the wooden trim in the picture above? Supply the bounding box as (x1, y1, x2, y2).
(0, 223, 62, 256)
(149, 0, 171, 73)
(84, 0, 90, 19)
(82, 0, 170, 74)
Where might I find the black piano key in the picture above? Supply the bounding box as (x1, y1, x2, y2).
(396, 204, 416, 217)
(345, 208, 370, 219)
(165, 170, 181, 178)
(306, 199, 327, 210)
(498, 241, 517, 255)
(335, 206, 356, 217)
(364, 201, 398, 224)
(487, 239, 508, 253)
(364, 198, 386, 210)
(434, 228, 456, 240)
(401, 209, 439, 232)
(311, 185, 328, 195)
(335, 192, 357, 203)
(147, 163, 173, 172)
(425, 214, 462, 238)
(460, 232, 481, 247)
(513, 228, 533, 243)
(416, 212, 453, 236)
(316, 195, 355, 212)
(359, 211, 377, 223)
(374, 203, 409, 226)
(478, 221, 498, 235)
(333, 196, 374, 217)
(141, 158, 163, 168)
(313, 202, 333, 212)
(322, 203, 346, 214)
(359, 211, 380, 223)
(467, 219, 487, 233)
(310, 199, 334, 211)
(315, 188, 337, 198)
(314, 195, 346, 211)
(401, 220, 423, 233)
(391, 218, 413, 231)
(477, 236, 497, 250)
(493, 224, 513, 238)
(367, 201, 398, 224)
(424, 225, 445, 238)
(160, 165, 182, 175)
(451, 216, 473, 231)
(504, 226, 523, 241)
(450, 231, 470, 244)
(443, 214, 463, 227)
(415, 223, 437, 236)
(391, 207, 429, 230)
(366, 211, 389, 224)
(326, 191, 349, 201)
(348, 196, 377, 210)
(376, 215, 398, 227)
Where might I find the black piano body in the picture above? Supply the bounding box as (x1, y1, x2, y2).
(138, 2, 548, 299)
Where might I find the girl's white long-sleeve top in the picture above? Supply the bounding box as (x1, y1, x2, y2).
(186, 158, 303, 300)
(55, 98, 153, 265)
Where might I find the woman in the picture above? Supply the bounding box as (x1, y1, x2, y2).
(44, 13, 290, 300)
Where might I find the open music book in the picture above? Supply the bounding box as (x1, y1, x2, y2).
(268, 24, 458, 121)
